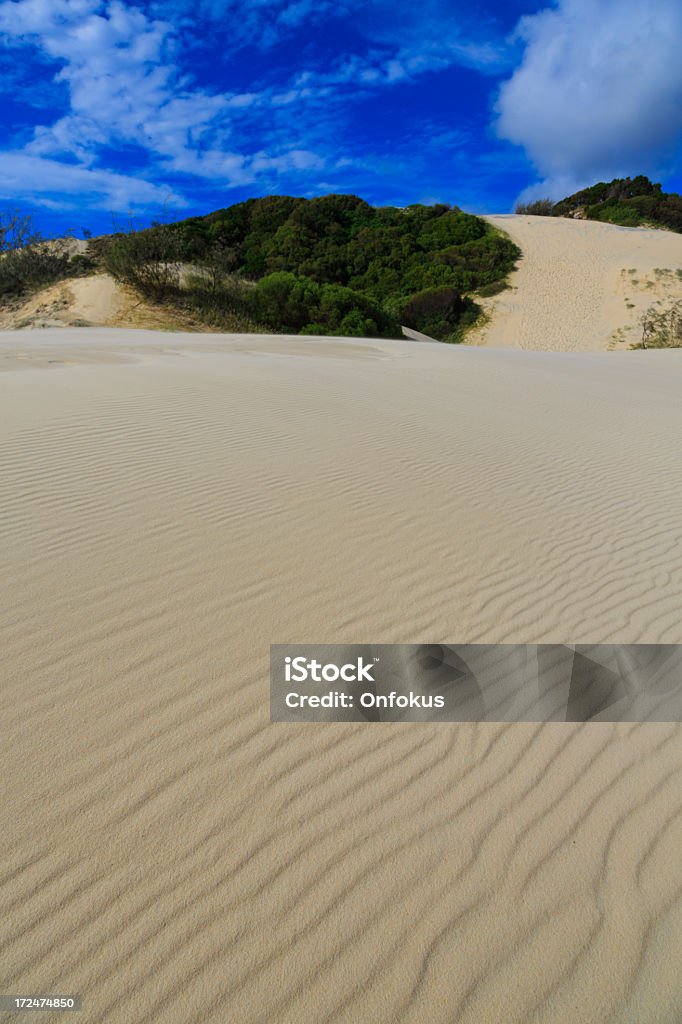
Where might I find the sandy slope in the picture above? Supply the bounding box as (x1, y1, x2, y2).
(2, 329, 682, 1024)
(479, 215, 682, 351)
(0, 274, 202, 332)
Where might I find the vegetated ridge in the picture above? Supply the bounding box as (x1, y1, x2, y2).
(516, 175, 682, 233)
(99, 195, 520, 341)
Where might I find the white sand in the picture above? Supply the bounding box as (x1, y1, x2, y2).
(479, 216, 682, 351)
(2, 327, 682, 1023)
(67, 274, 124, 324)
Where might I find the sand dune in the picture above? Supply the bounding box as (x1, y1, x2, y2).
(479, 215, 682, 351)
(0, 273, 201, 333)
(2, 328, 682, 1023)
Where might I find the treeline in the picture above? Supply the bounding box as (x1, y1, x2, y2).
(516, 176, 682, 233)
(103, 194, 520, 341)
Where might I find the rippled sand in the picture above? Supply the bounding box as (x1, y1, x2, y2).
(2, 329, 682, 1023)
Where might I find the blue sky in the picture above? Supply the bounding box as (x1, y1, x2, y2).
(1, 0, 682, 235)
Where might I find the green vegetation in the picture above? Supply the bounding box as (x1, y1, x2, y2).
(639, 300, 682, 348)
(516, 176, 682, 233)
(514, 198, 555, 216)
(0, 211, 94, 298)
(104, 222, 181, 298)
(103, 195, 520, 342)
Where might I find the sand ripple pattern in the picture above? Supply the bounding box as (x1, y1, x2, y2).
(1, 330, 682, 1023)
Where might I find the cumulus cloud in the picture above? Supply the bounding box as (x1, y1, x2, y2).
(495, 0, 682, 198)
(0, 0, 236, 167)
(0, 0, 326, 206)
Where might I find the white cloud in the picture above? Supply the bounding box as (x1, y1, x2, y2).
(0, 151, 184, 208)
(0, 0, 231, 166)
(0, 0, 514, 211)
(0, 0, 326, 203)
(495, 0, 682, 197)
(152, 0, 344, 46)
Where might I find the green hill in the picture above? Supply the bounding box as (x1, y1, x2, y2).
(102, 195, 520, 342)
(517, 176, 682, 233)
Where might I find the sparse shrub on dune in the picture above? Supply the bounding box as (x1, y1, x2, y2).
(0, 210, 73, 298)
(514, 198, 555, 216)
(104, 225, 181, 299)
(639, 300, 682, 348)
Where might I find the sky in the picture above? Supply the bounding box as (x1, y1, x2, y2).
(1, 0, 682, 235)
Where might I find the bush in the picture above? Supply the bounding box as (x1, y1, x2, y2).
(552, 176, 682, 233)
(251, 272, 321, 331)
(640, 300, 682, 348)
(476, 279, 508, 297)
(553, 176, 661, 217)
(399, 286, 479, 341)
(68, 253, 97, 276)
(515, 198, 555, 216)
(104, 225, 181, 298)
(417, 210, 487, 249)
(249, 272, 400, 337)
(436, 234, 520, 290)
(0, 210, 71, 297)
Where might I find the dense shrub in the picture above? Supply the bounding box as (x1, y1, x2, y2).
(436, 234, 521, 292)
(552, 176, 682, 232)
(399, 286, 479, 342)
(553, 176, 661, 217)
(476, 279, 508, 297)
(102, 195, 520, 341)
(249, 272, 400, 337)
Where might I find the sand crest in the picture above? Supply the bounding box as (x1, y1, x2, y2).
(479, 215, 682, 351)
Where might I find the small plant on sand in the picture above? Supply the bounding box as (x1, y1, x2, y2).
(639, 299, 682, 348)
